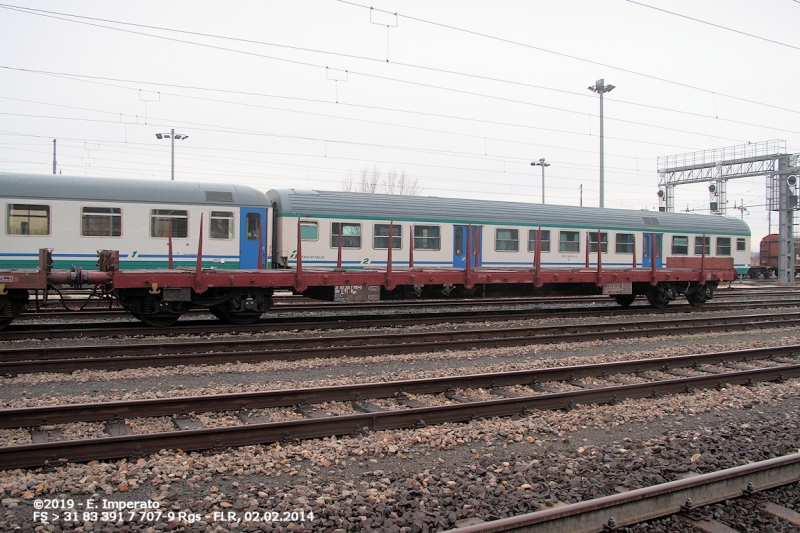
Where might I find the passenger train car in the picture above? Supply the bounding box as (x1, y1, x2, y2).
(268, 189, 751, 276)
(1, 173, 271, 272)
(0, 172, 750, 326)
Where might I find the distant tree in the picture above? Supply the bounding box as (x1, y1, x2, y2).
(341, 166, 421, 195)
(384, 169, 422, 196)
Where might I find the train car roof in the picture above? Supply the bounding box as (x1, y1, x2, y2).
(267, 189, 751, 235)
(0, 172, 269, 207)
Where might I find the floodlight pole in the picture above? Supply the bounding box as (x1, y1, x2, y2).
(170, 129, 175, 181)
(156, 128, 189, 180)
(531, 158, 550, 204)
(588, 79, 615, 208)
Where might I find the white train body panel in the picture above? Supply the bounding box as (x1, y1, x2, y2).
(267, 189, 751, 274)
(1, 173, 271, 271)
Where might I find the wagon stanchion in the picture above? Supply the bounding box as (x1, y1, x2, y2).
(336, 223, 343, 270)
(295, 218, 304, 291)
(534, 226, 543, 288)
(585, 232, 590, 268)
(465, 222, 474, 289)
(596, 227, 603, 287)
(474, 226, 481, 267)
(194, 213, 204, 289)
(385, 220, 395, 291)
(408, 224, 414, 269)
(257, 216, 263, 270)
(168, 223, 174, 270)
(650, 231, 657, 286)
(700, 232, 707, 286)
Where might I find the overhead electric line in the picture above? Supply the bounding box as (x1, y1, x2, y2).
(339, 0, 800, 116)
(1, 2, 798, 124)
(6, 66, 785, 155)
(627, 1, 800, 52)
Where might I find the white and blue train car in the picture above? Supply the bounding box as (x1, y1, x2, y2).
(0, 173, 271, 272)
(268, 189, 751, 276)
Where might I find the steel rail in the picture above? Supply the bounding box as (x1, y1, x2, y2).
(1, 345, 797, 428)
(0, 312, 798, 374)
(5, 309, 800, 360)
(17, 295, 627, 318)
(6, 297, 800, 341)
(1, 364, 798, 469)
(1, 301, 653, 340)
(441, 454, 800, 533)
(20, 290, 796, 319)
(10, 295, 800, 334)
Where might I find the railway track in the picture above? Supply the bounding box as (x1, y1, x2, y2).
(1, 345, 798, 469)
(18, 288, 800, 321)
(1, 310, 799, 374)
(442, 453, 800, 532)
(5, 296, 800, 341)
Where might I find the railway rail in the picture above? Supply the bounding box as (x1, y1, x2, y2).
(1, 345, 798, 469)
(1, 311, 799, 374)
(442, 453, 800, 533)
(18, 287, 800, 321)
(5, 296, 800, 342)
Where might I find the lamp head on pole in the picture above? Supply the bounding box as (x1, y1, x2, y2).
(588, 79, 615, 94)
(155, 132, 188, 140)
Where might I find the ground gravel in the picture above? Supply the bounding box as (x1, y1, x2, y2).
(1, 299, 800, 532)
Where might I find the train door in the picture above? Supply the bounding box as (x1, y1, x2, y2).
(642, 233, 663, 268)
(239, 207, 267, 269)
(453, 225, 482, 268)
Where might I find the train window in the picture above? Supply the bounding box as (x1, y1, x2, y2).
(7, 203, 50, 236)
(736, 238, 746, 251)
(559, 231, 580, 253)
(455, 227, 463, 255)
(245, 213, 261, 240)
(373, 224, 401, 249)
(615, 234, 634, 254)
(495, 228, 519, 252)
(331, 222, 361, 248)
(150, 209, 188, 238)
(527, 230, 551, 253)
(716, 237, 731, 256)
(588, 232, 608, 253)
(694, 236, 710, 255)
(300, 222, 318, 241)
(209, 211, 234, 240)
(413, 225, 440, 250)
(81, 207, 121, 237)
(671, 236, 689, 255)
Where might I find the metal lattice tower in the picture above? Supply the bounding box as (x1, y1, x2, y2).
(657, 140, 800, 284)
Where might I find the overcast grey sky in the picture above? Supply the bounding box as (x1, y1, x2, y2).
(1, 0, 798, 248)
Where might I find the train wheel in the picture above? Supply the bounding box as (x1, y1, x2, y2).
(686, 284, 713, 308)
(686, 292, 707, 308)
(645, 287, 671, 309)
(138, 314, 182, 327)
(0, 295, 26, 330)
(208, 306, 227, 321)
(209, 305, 262, 325)
(614, 294, 636, 308)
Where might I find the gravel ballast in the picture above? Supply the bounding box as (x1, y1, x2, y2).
(1, 311, 800, 532)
